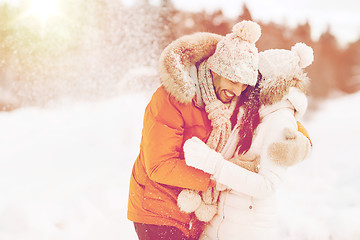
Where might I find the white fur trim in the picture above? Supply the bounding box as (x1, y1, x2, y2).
(159, 32, 222, 103)
(177, 189, 202, 213)
(232, 20, 261, 44)
(291, 43, 314, 68)
(286, 87, 308, 119)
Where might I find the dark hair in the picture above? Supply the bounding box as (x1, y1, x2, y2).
(230, 72, 262, 155)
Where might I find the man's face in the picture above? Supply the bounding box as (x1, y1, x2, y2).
(212, 71, 248, 103)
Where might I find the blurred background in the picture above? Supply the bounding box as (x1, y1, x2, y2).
(0, 1, 359, 239)
(0, 0, 359, 111)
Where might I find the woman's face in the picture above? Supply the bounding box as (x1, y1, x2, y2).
(212, 71, 248, 103)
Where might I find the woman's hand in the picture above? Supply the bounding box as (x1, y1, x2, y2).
(183, 137, 224, 174)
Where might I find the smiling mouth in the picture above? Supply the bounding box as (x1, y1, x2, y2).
(224, 90, 235, 99)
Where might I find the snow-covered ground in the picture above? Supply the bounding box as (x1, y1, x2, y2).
(0, 90, 359, 240)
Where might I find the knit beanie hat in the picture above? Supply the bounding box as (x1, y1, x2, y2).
(259, 42, 314, 84)
(208, 20, 261, 86)
(258, 43, 314, 107)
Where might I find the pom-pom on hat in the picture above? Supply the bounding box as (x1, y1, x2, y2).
(259, 42, 314, 83)
(208, 20, 261, 86)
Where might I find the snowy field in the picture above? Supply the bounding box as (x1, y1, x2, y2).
(0, 90, 359, 240)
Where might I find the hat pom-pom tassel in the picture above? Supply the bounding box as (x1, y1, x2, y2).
(291, 43, 314, 68)
(232, 20, 261, 44)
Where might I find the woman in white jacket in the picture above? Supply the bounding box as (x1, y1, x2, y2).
(183, 43, 314, 239)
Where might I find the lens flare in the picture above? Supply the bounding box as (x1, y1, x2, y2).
(27, 0, 59, 24)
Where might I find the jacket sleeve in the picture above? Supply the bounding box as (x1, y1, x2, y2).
(214, 109, 296, 198)
(214, 157, 286, 199)
(142, 88, 211, 192)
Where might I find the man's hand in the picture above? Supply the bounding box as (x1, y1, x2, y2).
(229, 151, 260, 173)
(268, 127, 311, 166)
(201, 187, 219, 205)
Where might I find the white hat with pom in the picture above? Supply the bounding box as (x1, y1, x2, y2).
(259, 42, 314, 83)
(208, 20, 261, 86)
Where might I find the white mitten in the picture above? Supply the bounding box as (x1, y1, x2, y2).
(183, 137, 224, 174)
(177, 189, 202, 213)
(268, 127, 311, 166)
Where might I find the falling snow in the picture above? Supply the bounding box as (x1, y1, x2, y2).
(0, 0, 169, 109)
(0, 1, 359, 240)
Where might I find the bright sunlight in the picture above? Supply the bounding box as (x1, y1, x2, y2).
(26, 0, 60, 24)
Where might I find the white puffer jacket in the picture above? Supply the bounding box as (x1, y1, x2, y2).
(200, 87, 309, 240)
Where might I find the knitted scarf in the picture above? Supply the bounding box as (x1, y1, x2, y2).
(197, 60, 238, 152)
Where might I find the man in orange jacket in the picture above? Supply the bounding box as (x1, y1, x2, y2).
(128, 20, 311, 240)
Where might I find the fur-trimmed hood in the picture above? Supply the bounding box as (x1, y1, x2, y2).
(158, 32, 223, 104)
(260, 86, 308, 119)
(258, 61, 310, 119)
(259, 69, 310, 106)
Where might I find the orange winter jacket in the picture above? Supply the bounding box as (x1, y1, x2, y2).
(127, 32, 222, 238)
(127, 86, 213, 237)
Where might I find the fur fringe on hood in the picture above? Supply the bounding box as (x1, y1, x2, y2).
(159, 32, 223, 104)
(259, 71, 310, 106)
